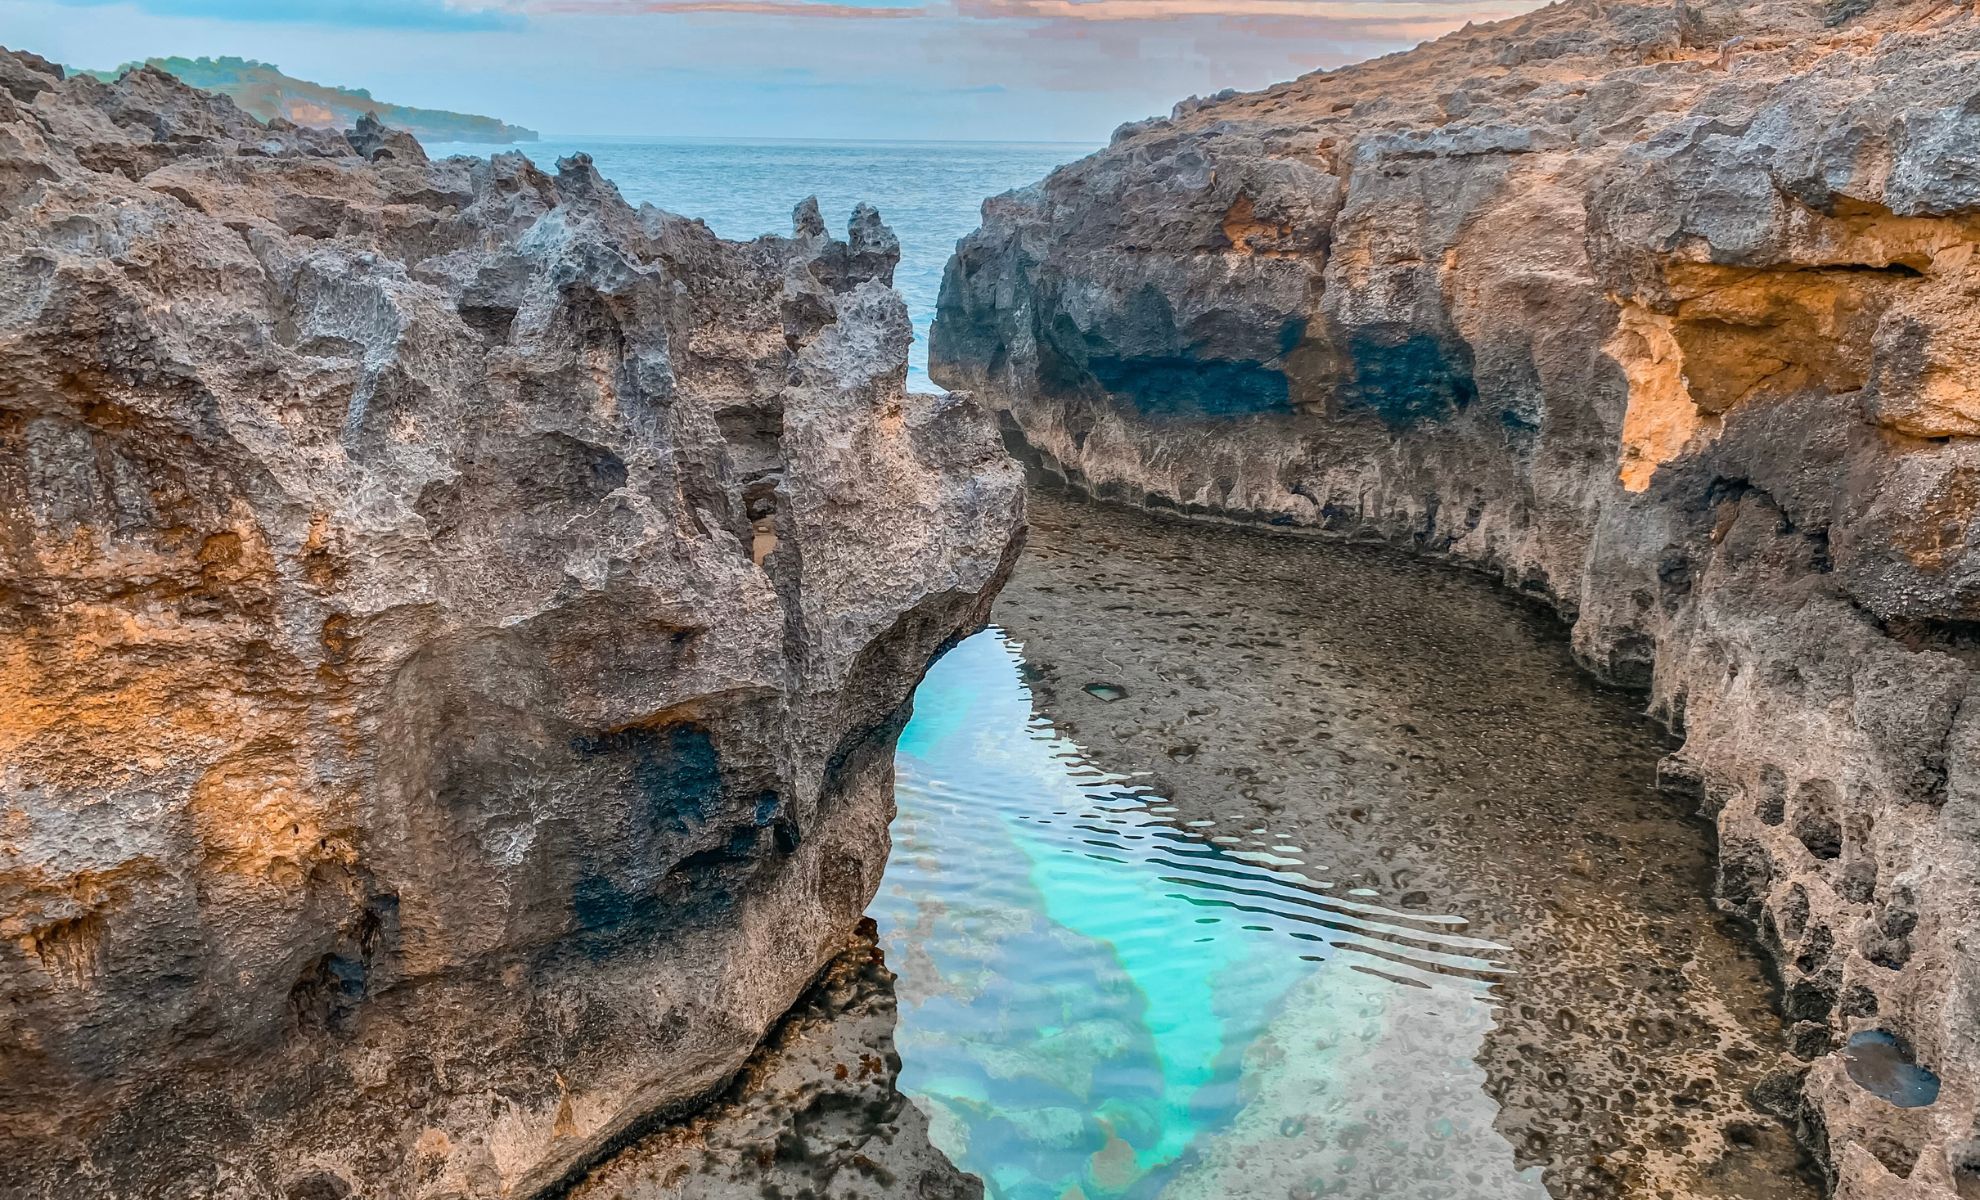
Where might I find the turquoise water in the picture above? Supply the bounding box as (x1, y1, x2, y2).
(874, 631, 1548, 1200)
(424, 137, 1084, 390)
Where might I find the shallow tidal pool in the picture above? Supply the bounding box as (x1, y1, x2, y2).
(873, 630, 1543, 1200)
(869, 490, 1816, 1200)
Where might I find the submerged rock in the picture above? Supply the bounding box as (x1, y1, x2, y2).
(932, 1, 1980, 1195)
(0, 47, 1022, 1199)
(992, 489, 1814, 1200)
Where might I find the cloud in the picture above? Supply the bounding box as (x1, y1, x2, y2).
(12, 0, 1538, 140)
(528, 0, 921, 16)
(521, 0, 1515, 21)
(905, 0, 1528, 97)
(957, 0, 1513, 17)
(467, 0, 1530, 132)
(39, 0, 522, 30)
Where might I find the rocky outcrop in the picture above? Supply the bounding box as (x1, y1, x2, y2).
(931, 2, 1980, 1195)
(566, 920, 982, 1200)
(0, 50, 1021, 1200)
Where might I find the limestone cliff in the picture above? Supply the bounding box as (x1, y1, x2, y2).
(0, 50, 1021, 1199)
(931, 1, 1980, 1195)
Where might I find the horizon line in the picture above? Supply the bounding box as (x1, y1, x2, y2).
(440, 132, 1105, 147)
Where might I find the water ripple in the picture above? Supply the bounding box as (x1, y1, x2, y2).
(871, 630, 1546, 1200)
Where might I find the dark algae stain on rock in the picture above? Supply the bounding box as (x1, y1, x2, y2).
(1085, 349, 1294, 419)
(1341, 330, 1478, 427)
(571, 722, 724, 836)
(1032, 288, 1296, 419)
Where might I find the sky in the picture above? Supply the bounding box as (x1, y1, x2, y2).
(4, 0, 1540, 142)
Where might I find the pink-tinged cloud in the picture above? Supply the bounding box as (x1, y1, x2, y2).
(8, 0, 1549, 138)
(526, 0, 922, 15)
(517, 0, 1524, 19)
(957, 0, 1521, 18)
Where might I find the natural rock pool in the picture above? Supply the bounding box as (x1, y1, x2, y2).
(870, 490, 1819, 1200)
(874, 632, 1535, 1200)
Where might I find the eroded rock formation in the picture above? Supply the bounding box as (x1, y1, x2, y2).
(932, 1, 1980, 1195)
(567, 919, 983, 1200)
(0, 51, 1021, 1198)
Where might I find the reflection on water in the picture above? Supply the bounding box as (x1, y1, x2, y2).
(871, 630, 1549, 1200)
(1843, 1031, 1942, 1109)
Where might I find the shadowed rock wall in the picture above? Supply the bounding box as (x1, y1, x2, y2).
(931, 2, 1980, 1195)
(565, 919, 983, 1200)
(0, 50, 1021, 1199)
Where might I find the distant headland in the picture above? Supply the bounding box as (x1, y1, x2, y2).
(78, 56, 538, 144)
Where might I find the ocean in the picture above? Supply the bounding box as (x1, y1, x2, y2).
(424, 137, 1088, 391)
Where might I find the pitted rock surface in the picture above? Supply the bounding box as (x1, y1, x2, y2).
(0, 50, 1021, 1199)
(566, 920, 982, 1200)
(932, 1, 1980, 1196)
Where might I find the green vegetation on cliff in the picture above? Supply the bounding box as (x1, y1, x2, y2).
(83, 56, 536, 144)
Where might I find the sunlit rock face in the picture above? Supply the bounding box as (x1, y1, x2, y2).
(0, 51, 1022, 1199)
(932, 3, 1980, 1195)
